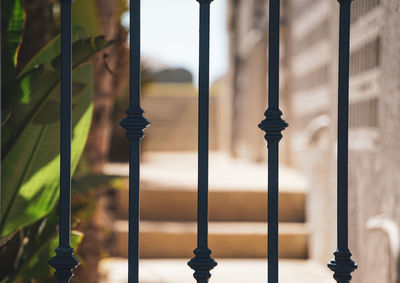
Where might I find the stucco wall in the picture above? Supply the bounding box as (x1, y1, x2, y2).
(349, 1, 400, 282)
(227, 0, 400, 281)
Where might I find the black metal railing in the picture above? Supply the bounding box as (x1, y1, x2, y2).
(328, 1, 357, 282)
(258, 1, 288, 283)
(49, 0, 80, 282)
(0, 3, 1, 208)
(119, 1, 150, 283)
(44, 0, 358, 282)
(187, 1, 217, 283)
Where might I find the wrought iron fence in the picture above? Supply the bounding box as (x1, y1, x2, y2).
(258, 0, 288, 281)
(328, 1, 357, 282)
(0, 0, 358, 282)
(187, 1, 218, 283)
(48, 1, 79, 281)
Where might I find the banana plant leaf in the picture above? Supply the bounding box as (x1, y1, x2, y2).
(21, 230, 83, 281)
(72, 0, 100, 37)
(1, 174, 117, 282)
(4, 208, 83, 283)
(1, 0, 24, 90)
(3, 0, 24, 64)
(1, 33, 112, 238)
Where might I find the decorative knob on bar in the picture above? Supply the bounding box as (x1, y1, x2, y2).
(188, 248, 217, 282)
(328, 249, 357, 282)
(48, 247, 79, 282)
(120, 104, 150, 140)
(258, 108, 288, 144)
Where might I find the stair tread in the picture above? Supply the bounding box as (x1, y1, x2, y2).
(111, 221, 308, 258)
(104, 151, 309, 192)
(113, 220, 308, 235)
(115, 187, 305, 222)
(99, 258, 333, 283)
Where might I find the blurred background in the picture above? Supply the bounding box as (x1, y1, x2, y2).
(1, 0, 400, 282)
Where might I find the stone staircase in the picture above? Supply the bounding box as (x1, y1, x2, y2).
(141, 88, 219, 152)
(99, 152, 332, 282)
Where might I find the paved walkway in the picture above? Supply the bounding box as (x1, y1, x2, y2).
(99, 258, 334, 283)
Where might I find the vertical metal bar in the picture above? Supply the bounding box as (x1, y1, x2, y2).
(120, 0, 150, 282)
(328, 1, 357, 282)
(258, 0, 288, 282)
(268, 0, 280, 110)
(197, 0, 211, 252)
(130, 0, 141, 107)
(188, 1, 217, 282)
(0, 0, 2, 208)
(49, 1, 79, 282)
(127, 138, 140, 282)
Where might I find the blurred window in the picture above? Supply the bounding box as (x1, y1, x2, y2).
(350, 37, 380, 76)
(350, 98, 379, 128)
(351, 0, 381, 24)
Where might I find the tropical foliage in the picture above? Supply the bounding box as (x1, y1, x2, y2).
(1, 0, 115, 281)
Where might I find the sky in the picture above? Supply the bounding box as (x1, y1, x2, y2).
(122, 0, 229, 84)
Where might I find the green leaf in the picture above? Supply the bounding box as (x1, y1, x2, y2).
(0, 32, 112, 236)
(18, 30, 111, 77)
(32, 79, 88, 125)
(51, 36, 113, 71)
(1, 0, 25, 91)
(1, 63, 95, 238)
(0, 1, 108, 281)
(4, 0, 24, 64)
(72, 0, 101, 37)
(2, 35, 110, 154)
(3, 205, 83, 282)
(3, 211, 57, 282)
(19, 230, 83, 281)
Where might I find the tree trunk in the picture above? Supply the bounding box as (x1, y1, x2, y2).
(73, 1, 130, 282)
(84, 0, 130, 173)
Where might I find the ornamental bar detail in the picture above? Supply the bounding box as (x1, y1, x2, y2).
(187, 0, 217, 282)
(49, 0, 79, 282)
(119, 0, 150, 282)
(258, 0, 288, 283)
(328, 0, 357, 282)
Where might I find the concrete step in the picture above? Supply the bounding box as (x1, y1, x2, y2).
(115, 187, 305, 222)
(105, 152, 308, 223)
(141, 95, 219, 151)
(99, 258, 334, 283)
(111, 221, 308, 259)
